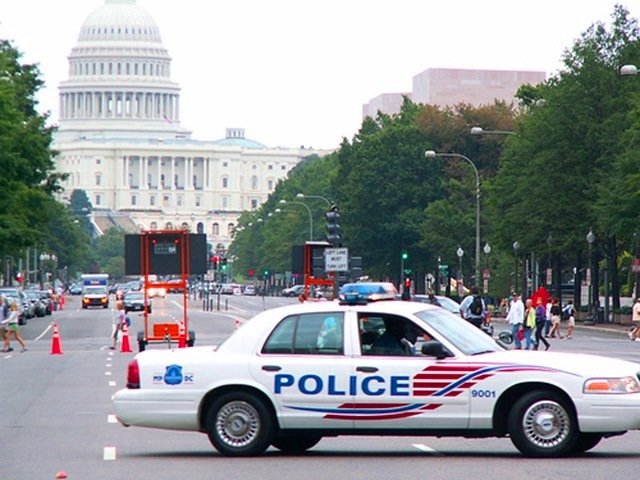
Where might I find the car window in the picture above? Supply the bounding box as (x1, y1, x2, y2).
(359, 313, 430, 356)
(414, 309, 502, 355)
(262, 312, 345, 355)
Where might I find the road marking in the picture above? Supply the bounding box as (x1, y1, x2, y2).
(108, 381, 116, 387)
(107, 414, 117, 423)
(106, 363, 112, 367)
(103, 446, 116, 460)
(34, 323, 53, 342)
(105, 371, 112, 376)
(412, 443, 442, 455)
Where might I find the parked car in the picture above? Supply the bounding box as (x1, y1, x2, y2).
(38, 290, 54, 315)
(68, 283, 82, 295)
(281, 285, 305, 297)
(23, 290, 47, 317)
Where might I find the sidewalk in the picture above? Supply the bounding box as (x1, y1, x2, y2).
(491, 315, 630, 336)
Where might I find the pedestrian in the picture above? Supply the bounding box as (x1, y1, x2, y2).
(544, 297, 553, 337)
(110, 300, 126, 349)
(523, 298, 536, 350)
(628, 298, 640, 341)
(0, 296, 12, 352)
(459, 286, 486, 329)
(563, 300, 576, 339)
(534, 297, 550, 350)
(506, 292, 525, 349)
(2, 301, 27, 352)
(548, 298, 564, 339)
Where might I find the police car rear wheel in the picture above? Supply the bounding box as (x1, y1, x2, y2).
(507, 390, 577, 457)
(271, 436, 321, 454)
(206, 392, 274, 456)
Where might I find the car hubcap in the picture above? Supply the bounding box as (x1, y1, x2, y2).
(216, 401, 260, 448)
(522, 400, 570, 448)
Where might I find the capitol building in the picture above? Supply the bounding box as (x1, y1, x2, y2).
(53, 0, 326, 249)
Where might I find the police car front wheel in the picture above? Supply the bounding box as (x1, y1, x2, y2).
(205, 392, 274, 456)
(507, 389, 577, 457)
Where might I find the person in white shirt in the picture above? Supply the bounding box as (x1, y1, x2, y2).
(629, 298, 640, 341)
(506, 292, 525, 349)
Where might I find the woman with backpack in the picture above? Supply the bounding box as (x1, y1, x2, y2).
(563, 300, 576, 339)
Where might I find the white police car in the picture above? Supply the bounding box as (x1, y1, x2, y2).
(112, 296, 640, 457)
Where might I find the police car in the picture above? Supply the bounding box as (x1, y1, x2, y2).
(112, 295, 640, 458)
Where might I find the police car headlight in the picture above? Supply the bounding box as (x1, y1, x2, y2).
(583, 376, 640, 394)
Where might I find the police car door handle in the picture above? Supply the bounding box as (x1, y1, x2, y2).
(356, 366, 378, 373)
(262, 365, 282, 372)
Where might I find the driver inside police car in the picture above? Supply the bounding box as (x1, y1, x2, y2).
(371, 318, 415, 355)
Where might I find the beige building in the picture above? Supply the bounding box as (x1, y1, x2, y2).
(363, 67, 546, 118)
(53, 0, 327, 248)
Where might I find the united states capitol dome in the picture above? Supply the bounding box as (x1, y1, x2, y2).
(78, 0, 162, 43)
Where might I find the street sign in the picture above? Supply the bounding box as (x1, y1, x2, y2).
(632, 258, 640, 273)
(325, 248, 349, 272)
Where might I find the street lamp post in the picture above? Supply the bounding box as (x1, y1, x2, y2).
(513, 241, 520, 293)
(280, 199, 313, 240)
(456, 246, 464, 297)
(426, 150, 481, 285)
(587, 228, 596, 321)
(483, 242, 491, 294)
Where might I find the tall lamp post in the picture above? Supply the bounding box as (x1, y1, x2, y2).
(483, 242, 491, 294)
(470, 126, 515, 136)
(587, 228, 596, 321)
(513, 241, 520, 293)
(280, 199, 313, 240)
(456, 246, 464, 297)
(426, 150, 480, 285)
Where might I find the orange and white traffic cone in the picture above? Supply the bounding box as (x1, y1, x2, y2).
(120, 321, 132, 353)
(178, 322, 186, 348)
(50, 322, 63, 355)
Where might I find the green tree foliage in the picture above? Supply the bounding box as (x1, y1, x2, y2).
(0, 40, 90, 282)
(488, 5, 640, 303)
(93, 228, 126, 278)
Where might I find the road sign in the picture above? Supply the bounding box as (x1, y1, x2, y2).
(632, 258, 640, 273)
(325, 248, 349, 272)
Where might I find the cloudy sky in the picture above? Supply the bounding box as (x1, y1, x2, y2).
(0, 0, 638, 149)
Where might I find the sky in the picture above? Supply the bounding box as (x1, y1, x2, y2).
(1, 0, 638, 149)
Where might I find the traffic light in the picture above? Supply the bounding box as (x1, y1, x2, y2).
(211, 255, 219, 270)
(220, 258, 228, 271)
(325, 205, 341, 247)
(402, 252, 408, 260)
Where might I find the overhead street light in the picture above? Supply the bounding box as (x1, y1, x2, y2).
(470, 126, 514, 136)
(296, 193, 332, 207)
(620, 64, 638, 76)
(425, 150, 481, 285)
(280, 199, 313, 240)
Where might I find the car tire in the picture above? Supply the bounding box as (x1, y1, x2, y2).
(205, 392, 274, 456)
(507, 389, 577, 457)
(572, 433, 602, 454)
(271, 436, 321, 454)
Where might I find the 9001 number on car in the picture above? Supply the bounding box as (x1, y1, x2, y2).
(471, 389, 496, 398)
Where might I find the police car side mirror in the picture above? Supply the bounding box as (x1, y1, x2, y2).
(421, 340, 453, 359)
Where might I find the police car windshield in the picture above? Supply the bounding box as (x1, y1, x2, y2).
(414, 309, 503, 356)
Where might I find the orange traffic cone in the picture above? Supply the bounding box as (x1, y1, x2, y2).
(55, 471, 68, 479)
(120, 321, 132, 353)
(50, 322, 63, 355)
(178, 322, 186, 348)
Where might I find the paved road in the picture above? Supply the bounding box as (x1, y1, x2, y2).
(2, 294, 640, 479)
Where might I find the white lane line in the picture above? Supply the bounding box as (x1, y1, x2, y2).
(34, 323, 53, 342)
(107, 414, 117, 424)
(106, 363, 112, 368)
(103, 446, 117, 460)
(412, 443, 442, 455)
(105, 371, 112, 376)
(108, 381, 116, 387)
